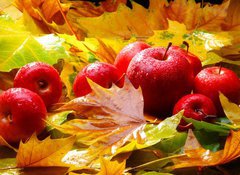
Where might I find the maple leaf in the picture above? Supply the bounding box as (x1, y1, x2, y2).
(170, 129, 240, 169)
(97, 157, 126, 175)
(69, 0, 127, 17)
(51, 79, 146, 160)
(16, 134, 76, 167)
(50, 79, 182, 167)
(14, 0, 70, 24)
(166, 0, 229, 31)
(222, 0, 240, 30)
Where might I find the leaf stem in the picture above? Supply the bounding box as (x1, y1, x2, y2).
(125, 153, 186, 172)
(56, 0, 80, 40)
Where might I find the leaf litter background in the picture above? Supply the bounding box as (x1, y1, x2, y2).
(1, 0, 240, 174)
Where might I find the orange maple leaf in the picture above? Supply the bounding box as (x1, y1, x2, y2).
(171, 129, 240, 169)
(16, 134, 76, 167)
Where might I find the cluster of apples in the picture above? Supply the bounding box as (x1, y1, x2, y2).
(1, 41, 240, 143)
(73, 41, 240, 130)
(0, 62, 62, 143)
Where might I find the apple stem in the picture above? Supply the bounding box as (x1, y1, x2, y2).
(196, 109, 207, 116)
(218, 64, 222, 74)
(182, 41, 189, 53)
(163, 42, 172, 60)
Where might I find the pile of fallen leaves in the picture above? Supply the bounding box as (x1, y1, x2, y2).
(1, 0, 240, 174)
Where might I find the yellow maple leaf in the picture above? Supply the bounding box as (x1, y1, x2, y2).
(97, 157, 126, 175)
(16, 134, 76, 167)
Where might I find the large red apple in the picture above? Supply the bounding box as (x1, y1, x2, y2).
(173, 94, 217, 130)
(169, 46, 202, 76)
(0, 88, 47, 143)
(14, 62, 62, 109)
(114, 41, 150, 74)
(194, 66, 240, 115)
(126, 47, 194, 117)
(73, 62, 124, 97)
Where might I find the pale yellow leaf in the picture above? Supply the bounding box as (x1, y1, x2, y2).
(219, 93, 240, 125)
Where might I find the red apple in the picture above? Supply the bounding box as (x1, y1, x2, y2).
(14, 62, 62, 109)
(73, 62, 124, 97)
(169, 46, 202, 76)
(194, 66, 240, 115)
(173, 94, 217, 130)
(0, 88, 47, 143)
(114, 41, 150, 74)
(126, 46, 194, 117)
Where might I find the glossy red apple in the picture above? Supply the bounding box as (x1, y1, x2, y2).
(114, 41, 150, 74)
(73, 62, 124, 97)
(169, 45, 202, 76)
(173, 94, 217, 130)
(14, 62, 62, 109)
(194, 66, 240, 116)
(0, 88, 47, 143)
(126, 46, 195, 117)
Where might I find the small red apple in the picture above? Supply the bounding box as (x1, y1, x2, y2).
(169, 45, 202, 76)
(194, 66, 240, 115)
(73, 62, 124, 97)
(173, 94, 217, 130)
(14, 62, 62, 109)
(126, 46, 194, 117)
(0, 88, 47, 143)
(114, 41, 150, 74)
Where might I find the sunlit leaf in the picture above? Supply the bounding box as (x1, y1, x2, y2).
(67, 2, 156, 39)
(0, 158, 16, 169)
(154, 132, 187, 154)
(16, 134, 76, 167)
(220, 93, 240, 126)
(51, 79, 146, 165)
(14, 0, 70, 24)
(46, 110, 73, 131)
(170, 129, 240, 169)
(183, 117, 230, 135)
(97, 157, 126, 175)
(202, 52, 240, 66)
(166, 0, 229, 31)
(114, 112, 182, 155)
(147, 21, 234, 61)
(222, 0, 240, 30)
(0, 17, 68, 71)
